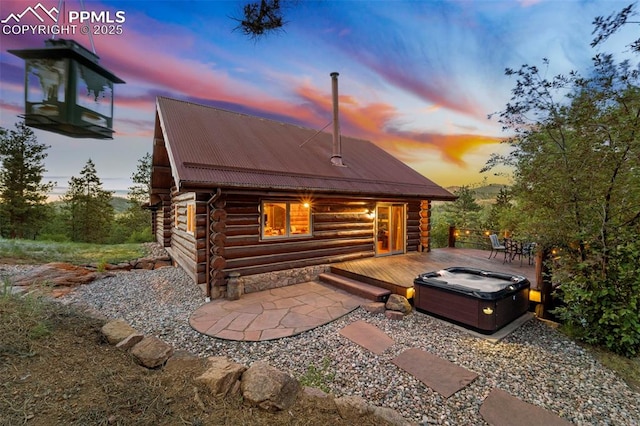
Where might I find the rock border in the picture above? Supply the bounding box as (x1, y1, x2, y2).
(100, 319, 415, 426)
(6, 256, 174, 298)
(85, 255, 173, 272)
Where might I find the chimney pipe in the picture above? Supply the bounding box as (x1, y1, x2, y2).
(330, 72, 345, 166)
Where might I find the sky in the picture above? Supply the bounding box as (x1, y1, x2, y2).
(0, 0, 635, 198)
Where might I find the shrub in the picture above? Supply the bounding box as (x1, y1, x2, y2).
(38, 233, 71, 243)
(553, 241, 640, 357)
(126, 228, 154, 244)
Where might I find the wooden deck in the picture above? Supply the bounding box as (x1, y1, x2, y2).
(330, 247, 537, 299)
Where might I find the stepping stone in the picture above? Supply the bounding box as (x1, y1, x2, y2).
(391, 348, 478, 398)
(480, 388, 573, 426)
(339, 320, 394, 355)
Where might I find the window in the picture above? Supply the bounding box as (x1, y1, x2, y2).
(262, 201, 311, 239)
(186, 203, 195, 234)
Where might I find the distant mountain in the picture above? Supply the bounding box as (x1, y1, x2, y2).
(446, 184, 510, 201)
(110, 197, 130, 214)
(48, 196, 131, 214)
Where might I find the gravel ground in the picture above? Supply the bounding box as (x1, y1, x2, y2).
(5, 263, 639, 425)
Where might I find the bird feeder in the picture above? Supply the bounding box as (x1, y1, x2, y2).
(8, 38, 125, 139)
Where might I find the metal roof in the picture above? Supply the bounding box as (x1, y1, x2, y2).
(154, 97, 456, 200)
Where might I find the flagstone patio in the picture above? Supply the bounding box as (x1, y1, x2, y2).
(189, 281, 368, 341)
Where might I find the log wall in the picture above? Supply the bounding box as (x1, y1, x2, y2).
(418, 200, 431, 252)
(166, 191, 432, 298)
(220, 195, 376, 280)
(406, 200, 422, 252)
(170, 191, 209, 285)
(154, 192, 171, 247)
(208, 193, 228, 298)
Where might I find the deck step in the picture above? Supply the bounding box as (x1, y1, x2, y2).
(318, 272, 391, 302)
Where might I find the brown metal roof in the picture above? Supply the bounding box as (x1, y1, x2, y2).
(154, 97, 456, 200)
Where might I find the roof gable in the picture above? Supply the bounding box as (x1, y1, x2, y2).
(153, 97, 455, 200)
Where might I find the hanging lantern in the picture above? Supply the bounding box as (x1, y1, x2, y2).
(8, 38, 125, 139)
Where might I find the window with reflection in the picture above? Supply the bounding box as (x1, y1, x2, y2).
(262, 201, 311, 238)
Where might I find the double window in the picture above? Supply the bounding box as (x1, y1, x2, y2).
(261, 201, 311, 239)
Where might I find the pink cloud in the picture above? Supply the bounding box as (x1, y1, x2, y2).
(293, 80, 502, 168)
(0, 1, 501, 174)
(370, 62, 485, 119)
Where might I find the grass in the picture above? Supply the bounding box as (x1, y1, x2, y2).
(0, 238, 146, 265)
(591, 347, 640, 392)
(299, 357, 336, 393)
(0, 293, 391, 426)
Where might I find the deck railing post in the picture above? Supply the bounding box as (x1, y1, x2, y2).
(534, 247, 554, 319)
(448, 226, 456, 248)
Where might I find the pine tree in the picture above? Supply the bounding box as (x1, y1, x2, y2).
(487, 187, 515, 234)
(62, 159, 114, 243)
(111, 153, 152, 243)
(444, 186, 482, 229)
(0, 122, 54, 239)
(235, 0, 285, 39)
(128, 152, 151, 205)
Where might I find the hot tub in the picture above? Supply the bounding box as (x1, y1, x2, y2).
(413, 267, 530, 333)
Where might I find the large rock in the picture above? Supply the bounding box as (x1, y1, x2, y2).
(196, 357, 247, 397)
(385, 294, 412, 314)
(130, 336, 174, 368)
(373, 406, 416, 426)
(132, 258, 155, 270)
(361, 302, 386, 314)
(163, 352, 207, 375)
(10, 262, 108, 287)
(101, 319, 137, 345)
(300, 386, 337, 413)
(385, 310, 405, 321)
(331, 394, 415, 425)
(105, 263, 133, 271)
(115, 333, 144, 351)
(334, 395, 373, 421)
(153, 259, 173, 269)
(240, 361, 301, 412)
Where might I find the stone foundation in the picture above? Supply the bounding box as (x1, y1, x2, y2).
(238, 265, 330, 295)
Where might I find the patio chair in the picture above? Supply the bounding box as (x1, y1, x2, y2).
(506, 240, 536, 266)
(488, 234, 507, 260)
(506, 239, 523, 265)
(522, 242, 537, 265)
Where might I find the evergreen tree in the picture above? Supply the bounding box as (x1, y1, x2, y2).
(443, 186, 482, 229)
(234, 0, 285, 39)
(111, 153, 153, 243)
(487, 187, 515, 234)
(62, 159, 114, 243)
(0, 122, 54, 239)
(484, 5, 640, 355)
(128, 152, 152, 204)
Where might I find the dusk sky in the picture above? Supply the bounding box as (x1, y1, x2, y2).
(0, 0, 635, 198)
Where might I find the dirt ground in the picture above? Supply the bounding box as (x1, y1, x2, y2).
(0, 295, 392, 426)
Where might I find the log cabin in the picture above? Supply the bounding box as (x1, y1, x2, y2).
(150, 85, 456, 299)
